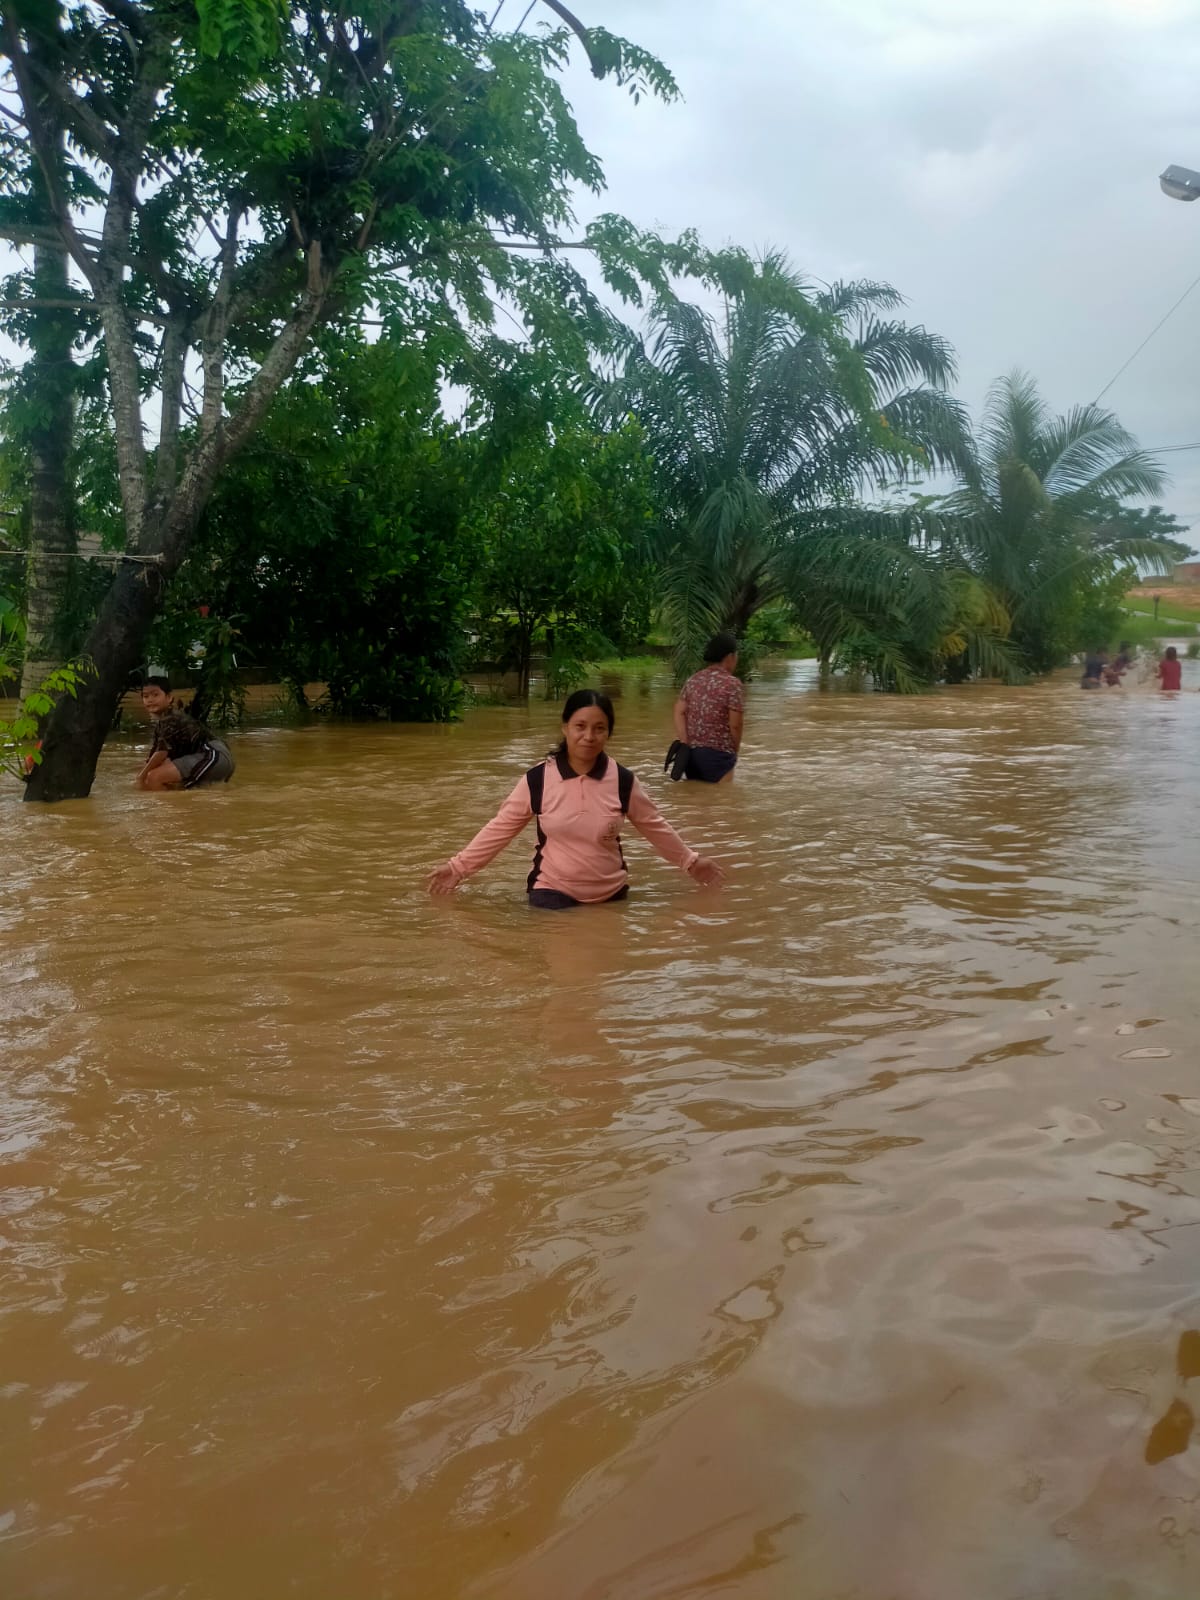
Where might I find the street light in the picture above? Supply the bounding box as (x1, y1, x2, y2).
(1160, 164, 1200, 201)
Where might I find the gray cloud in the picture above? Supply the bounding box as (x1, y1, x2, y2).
(558, 0, 1200, 531)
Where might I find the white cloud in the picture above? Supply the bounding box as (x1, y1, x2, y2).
(551, 0, 1200, 529)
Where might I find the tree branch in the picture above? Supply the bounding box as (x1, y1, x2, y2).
(198, 208, 241, 444)
(161, 242, 331, 568)
(537, 0, 604, 76)
(90, 24, 171, 551)
(0, 215, 187, 312)
(153, 314, 189, 504)
(223, 231, 305, 334)
(25, 51, 118, 164)
(489, 235, 591, 250)
(1, 15, 99, 282)
(98, 32, 165, 266)
(0, 295, 96, 313)
(92, 0, 150, 38)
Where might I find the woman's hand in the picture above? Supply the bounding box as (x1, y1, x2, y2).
(688, 856, 724, 888)
(426, 862, 460, 896)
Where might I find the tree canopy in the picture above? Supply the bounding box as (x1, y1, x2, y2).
(0, 6, 1185, 793)
(604, 250, 975, 675)
(0, 0, 687, 796)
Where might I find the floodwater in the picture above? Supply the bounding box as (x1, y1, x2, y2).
(4, 662, 1200, 1600)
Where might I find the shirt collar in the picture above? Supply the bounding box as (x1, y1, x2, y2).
(555, 750, 609, 782)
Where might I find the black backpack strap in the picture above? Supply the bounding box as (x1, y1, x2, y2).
(617, 763, 634, 816)
(525, 762, 546, 815)
(528, 758, 631, 816)
(525, 763, 548, 892)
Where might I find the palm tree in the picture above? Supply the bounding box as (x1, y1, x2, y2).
(606, 250, 974, 675)
(783, 503, 1021, 692)
(939, 372, 1170, 671)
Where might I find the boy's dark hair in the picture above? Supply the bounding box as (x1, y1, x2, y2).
(142, 675, 171, 693)
(702, 632, 738, 664)
(1165, 646, 1178, 660)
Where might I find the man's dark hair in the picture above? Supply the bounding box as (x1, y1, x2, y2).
(702, 632, 738, 664)
(142, 675, 171, 693)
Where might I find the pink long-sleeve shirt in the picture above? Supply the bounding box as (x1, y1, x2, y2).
(448, 752, 699, 902)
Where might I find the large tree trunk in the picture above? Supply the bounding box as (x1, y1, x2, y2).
(23, 277, 331, 801)
(22, 560, 162, 801)
(17, 18, 77, 699)
(19, 238, 77, 698)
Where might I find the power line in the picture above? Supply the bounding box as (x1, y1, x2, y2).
(1093, 264, 1200, 405)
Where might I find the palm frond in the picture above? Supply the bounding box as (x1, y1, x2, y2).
(852, 318, 958, 391)
(978, 370, 1050, 488)
(814, 279, 907, 320)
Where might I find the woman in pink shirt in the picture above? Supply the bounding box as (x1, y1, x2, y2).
(427, 690, 723, 909)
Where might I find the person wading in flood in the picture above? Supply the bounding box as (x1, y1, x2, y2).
(1157, 646, 1183, 692)
(136, 677, 236, 791)
(426, 689, 723, 909)
(667, 632, 744, 783)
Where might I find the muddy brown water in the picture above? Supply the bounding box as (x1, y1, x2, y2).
(4, 663, 1200, 1600)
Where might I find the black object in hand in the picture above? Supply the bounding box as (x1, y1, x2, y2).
(663, 740, 691, 781)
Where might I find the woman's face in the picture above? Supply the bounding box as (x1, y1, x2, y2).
(564, 705, 611, 767)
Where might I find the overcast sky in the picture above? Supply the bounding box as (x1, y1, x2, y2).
(552, 0, 1200, 536)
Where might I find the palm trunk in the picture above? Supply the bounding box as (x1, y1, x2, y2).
(726, 576, 762, 639)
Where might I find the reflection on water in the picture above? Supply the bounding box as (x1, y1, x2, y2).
(3, 663, 1200, 1600)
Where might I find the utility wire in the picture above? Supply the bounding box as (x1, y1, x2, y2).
(1093, 264, 1200, 404)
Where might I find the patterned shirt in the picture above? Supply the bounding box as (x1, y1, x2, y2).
(149, 708, 209, 761)
(680, 665, 743, 754)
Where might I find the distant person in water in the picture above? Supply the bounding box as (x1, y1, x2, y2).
(1157, 646, 1183, 692)
(1105, 641, 1134, 686)
(1080, 646, 1109, 689)
(426, 689, 723, 909)
(667, 632, 744, 782)
(136, 678, 236, 790)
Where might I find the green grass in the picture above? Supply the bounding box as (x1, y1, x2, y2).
(1126, 598, 1200, 620)
(588, 653, 668, 674)
(1118, 609, 1198, 648)
(774, 641, 818, 659)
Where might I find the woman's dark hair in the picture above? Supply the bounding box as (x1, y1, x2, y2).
(702, 632, 738, 663)
(1165, 646, 1178, 660)
(142, 675, 171, 693)
(550, 689, 615, 757)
